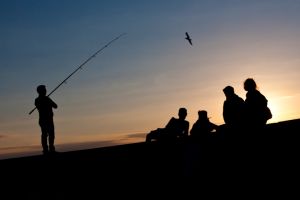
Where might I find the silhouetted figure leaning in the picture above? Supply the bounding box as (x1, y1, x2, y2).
(146, 107, 189, 143)
(35, 85, 58, 154)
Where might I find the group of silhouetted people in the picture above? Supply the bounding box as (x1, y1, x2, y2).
(33, 77, 272, 154)
(145, 78, 272, 143)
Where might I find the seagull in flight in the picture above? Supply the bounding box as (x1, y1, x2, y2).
(185, 32, 192, 46)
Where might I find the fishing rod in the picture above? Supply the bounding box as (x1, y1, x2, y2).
(29, 33, 127, 115)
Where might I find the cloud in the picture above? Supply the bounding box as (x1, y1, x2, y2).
(123, 132, 147, 139)
(0, 133, 148, 160)
(280, 95, 294, 99)
(56, 140, 120, 152)
(0, 145, 41, 160)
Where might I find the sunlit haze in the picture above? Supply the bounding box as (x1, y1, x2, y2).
(1, 0, 300, 158)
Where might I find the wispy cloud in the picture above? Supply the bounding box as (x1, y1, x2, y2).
(113, 132, 147, 144)
(0, 132, 148, 160)
(123, 132, 147, 139)
(279, 95, 294, 99)
(57, 140, 121, 152)
(0, 145, 41, 160)
(49, 132, 147, 151)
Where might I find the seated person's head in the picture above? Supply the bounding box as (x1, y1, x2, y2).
(178, 107, 187, 120)
(198, 110, 208, 121)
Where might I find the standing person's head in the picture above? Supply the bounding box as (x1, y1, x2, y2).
(37, 85, 47, 96)
(178, 107, 187, 120)
(223, 86, 234, 98)
(244, 78, 257, 92)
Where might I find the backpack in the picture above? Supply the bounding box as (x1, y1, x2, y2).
(265, 106, 272, 121)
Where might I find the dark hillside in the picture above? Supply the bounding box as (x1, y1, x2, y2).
(1, 119, 299, 198)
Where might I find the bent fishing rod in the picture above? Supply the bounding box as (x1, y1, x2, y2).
(29, 33, 127, 115)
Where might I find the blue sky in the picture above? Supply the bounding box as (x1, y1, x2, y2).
(1, 0, 300, 158)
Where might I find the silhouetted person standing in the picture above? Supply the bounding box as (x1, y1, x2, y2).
(35, 85, 57, 154)
(243, 78, 269, 130)
(222, 86, 245, 133)
(146, 107, 189, 143)
(243, 78, 272, 160)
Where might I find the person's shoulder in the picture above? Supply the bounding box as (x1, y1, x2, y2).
(238, 96, 244, 102)
(254, 90, 263, 95)
(256, 90, 267, 99)
(192, 119, 200, 125)
(169, 117, 176, 121)
(35, 96, 42, 101)
(167, 117, 176, 124)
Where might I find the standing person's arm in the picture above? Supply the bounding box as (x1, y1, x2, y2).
(49, 97, 57, 109)
(34, 99, 38, 109)
(35, 98, 41, 111)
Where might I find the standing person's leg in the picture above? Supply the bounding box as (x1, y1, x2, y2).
(40, 123, 49, 154)
(48, 120, 55, 152)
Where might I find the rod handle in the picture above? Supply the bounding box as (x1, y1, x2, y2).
(29, 107, 37, 115)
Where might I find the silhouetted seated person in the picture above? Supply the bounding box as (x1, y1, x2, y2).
(190, 110, 218, 143)
(221, 86, 245, 139)
(146, 107, 189, 143)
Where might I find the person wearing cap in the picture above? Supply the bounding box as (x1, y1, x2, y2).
(190, 110, 218, 142)
(34, 85, 58, 154)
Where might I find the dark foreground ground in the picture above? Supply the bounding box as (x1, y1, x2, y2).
(1, 119, 299, 199)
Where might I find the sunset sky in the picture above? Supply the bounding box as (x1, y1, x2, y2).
(1, 0, 300, 158)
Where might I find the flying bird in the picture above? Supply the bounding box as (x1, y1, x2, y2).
(185, 32, 192, 46)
